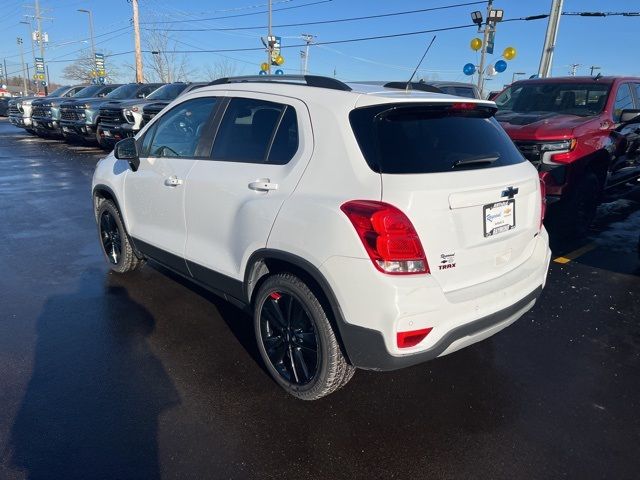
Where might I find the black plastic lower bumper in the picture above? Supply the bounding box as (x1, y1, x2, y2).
(339, 286, 543, 371)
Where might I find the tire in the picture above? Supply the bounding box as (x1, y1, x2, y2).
(254, 273, 355, 400)
(547, 172, 600, 239)
(95, 199, 144, 273)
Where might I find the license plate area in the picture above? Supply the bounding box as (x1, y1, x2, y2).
(483, 200, 515, 237)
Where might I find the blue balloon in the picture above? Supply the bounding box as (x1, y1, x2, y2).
(275, 69, 284, 75)
(463, 63, 476, 76)
(258, 70, 267, 75)
(495, 60, 508, 73)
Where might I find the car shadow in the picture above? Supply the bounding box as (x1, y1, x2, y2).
(6, 269, 179, 480)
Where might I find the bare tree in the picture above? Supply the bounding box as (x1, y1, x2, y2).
(203, 58, 241, 81)
(143, 29, 196, 82)
(61, 50, 120, 83)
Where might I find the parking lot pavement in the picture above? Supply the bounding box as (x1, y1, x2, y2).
(0, 118, 638, 479)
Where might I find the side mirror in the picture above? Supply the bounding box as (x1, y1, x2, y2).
(114, 137, 140, 171)
(620, 109, 640, 124)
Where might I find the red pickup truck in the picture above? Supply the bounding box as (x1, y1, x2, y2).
(494, 76, 640, 237)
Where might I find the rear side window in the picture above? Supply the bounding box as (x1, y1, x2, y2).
(350, 103, 525, 174)
(211, 98, 298, 164)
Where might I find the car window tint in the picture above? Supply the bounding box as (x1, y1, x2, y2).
(613, 84, 634, 121)
(139, 122, 158, 157)
(137, 85, 160, 98)
(267, 106, 298, 165)
(350, 103, 524, 174)
(147, 97, 217, 158)
(211, 98, 285, 163)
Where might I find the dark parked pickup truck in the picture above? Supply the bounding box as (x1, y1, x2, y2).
(495, 76, 640, 237)
(59, 83, 161, 144)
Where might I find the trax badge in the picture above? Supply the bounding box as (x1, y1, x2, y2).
(439, 252, 456, 270)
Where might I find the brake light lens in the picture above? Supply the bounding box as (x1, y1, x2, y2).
(340, 200, 429, 275)
(449, 102, 477, 110)
(397, 327, 433, 348)
(539, 177, 547, 231)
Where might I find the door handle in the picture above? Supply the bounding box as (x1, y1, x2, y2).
(164, 176, 183, 187)
(248, 179, 278, 192)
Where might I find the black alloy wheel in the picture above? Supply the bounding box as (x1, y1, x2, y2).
(259, 291, 319, 385)
(100, 210, 122, 265)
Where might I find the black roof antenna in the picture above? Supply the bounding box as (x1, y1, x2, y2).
(406, 35, 437, 92)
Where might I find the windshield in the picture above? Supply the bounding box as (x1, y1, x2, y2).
(147, 83, 188, 100)
(106, 84, 139, 100)
(72, 85, 102, 98)
(495, 82, 611, 117)
(48, 86, 70, 97)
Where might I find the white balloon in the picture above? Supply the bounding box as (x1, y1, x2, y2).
(486, 64, 497, 76)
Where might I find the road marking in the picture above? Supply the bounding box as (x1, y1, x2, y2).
(553, 243, 597, 264)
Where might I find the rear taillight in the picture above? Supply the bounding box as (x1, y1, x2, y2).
(340, 200, 429, 275)
(397, 327, 433, 348)
(539, 178, 547, 231)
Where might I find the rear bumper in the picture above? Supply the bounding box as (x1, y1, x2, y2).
(339, 286, 542, 371)
(321, 229, 551, 370)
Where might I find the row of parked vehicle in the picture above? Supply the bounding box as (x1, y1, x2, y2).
(7, 81, 208, 150)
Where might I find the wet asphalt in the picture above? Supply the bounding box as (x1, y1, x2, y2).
(0, 118, 638, 480)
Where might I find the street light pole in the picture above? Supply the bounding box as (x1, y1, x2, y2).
(511, 71, 526, 83)
(17, 38, 28, 95)
(19, 20, 37, 93)
(476, 0, 493, 92)
(78, 9, 96, 70)
(301, 34, 315, 75)
(538, 0, 564, 78)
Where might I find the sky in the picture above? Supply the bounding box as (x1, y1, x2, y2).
(0, 0, 637, 90)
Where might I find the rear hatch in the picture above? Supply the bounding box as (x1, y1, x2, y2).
(350, 102, 542, 292)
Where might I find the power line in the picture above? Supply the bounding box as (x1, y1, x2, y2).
(138, 0, 334, 25)
(142, 1, 488, 32)
(563, 11, 640, 16)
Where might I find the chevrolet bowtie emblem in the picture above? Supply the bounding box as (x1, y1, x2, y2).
(501, 186, 519, 199)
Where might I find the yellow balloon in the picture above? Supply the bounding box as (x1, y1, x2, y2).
(260, 62, 269, 71)
(503, 47, 517, 60)
(470, 38, 482, 51)
(275, 55, 285, 66)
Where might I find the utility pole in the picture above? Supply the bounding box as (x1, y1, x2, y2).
(538, 0, 564, 78)
(17, 38, 28, 95)
(569, 63, 580, 76)
(46, 64, 50, 87)
(590, 65, 600, 76)
(131, 0, 144, 82)
(3, 59, 8, 86)
(301, 34, 315, 75)
(34, 0, 47, 94)
(267, 0, 273, 74)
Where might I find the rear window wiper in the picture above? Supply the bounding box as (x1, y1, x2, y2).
(452, 154, 500, 169)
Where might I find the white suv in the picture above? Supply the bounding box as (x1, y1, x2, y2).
(92, 75, 551, 400)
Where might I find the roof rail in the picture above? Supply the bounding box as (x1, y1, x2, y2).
(383, 81, 443, 93)
(208, 75, 352, 92)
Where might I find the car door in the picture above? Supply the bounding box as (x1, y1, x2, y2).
(124, 96, 220, 274)
(609, 83, 640, 186)
(183, 94, 312, 288)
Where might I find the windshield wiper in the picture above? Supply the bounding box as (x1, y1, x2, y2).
(452, 154, 500, 169)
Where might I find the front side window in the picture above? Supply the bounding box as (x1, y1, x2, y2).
(144, 97, 218, 158)
(613, 84, 634, 122)
(211, 98, 297, 164)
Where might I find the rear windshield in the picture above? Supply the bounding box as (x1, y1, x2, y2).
(350, 103, 525, 174)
